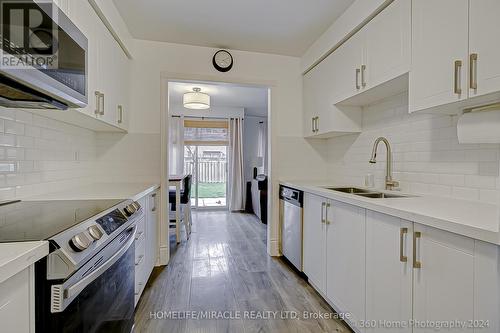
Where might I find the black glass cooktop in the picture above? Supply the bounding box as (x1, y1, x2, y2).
(0, 199, 124, 242)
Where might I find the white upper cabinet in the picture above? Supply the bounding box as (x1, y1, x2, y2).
(36, 0, 130, 132)
(366, 211, 412, 333)
(302, 193, 328, 294)
(303, 52, 362, 139)
(468, 0, 500, 99)
(326, 201, 366, 332)
(364, 0, 410, 90)
(410, 0, 469, 113)
(70, 0, 100, 119)
(410, 0, 500, 114)
(302, 0, 412, 137)
(412, 224, 475, 333)
(329, 30, 365, 104)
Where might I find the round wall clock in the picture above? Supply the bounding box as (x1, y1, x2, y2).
(212, 50, 233, 72)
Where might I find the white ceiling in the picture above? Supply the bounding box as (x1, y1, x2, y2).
(112, 0, 354, 56)
(169, 81, 268, 117)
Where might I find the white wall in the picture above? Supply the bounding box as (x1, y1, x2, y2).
(119, 39, 328, 255)
(0, 107, 97, 199)
(326, 92, 500, 204)
(243, 115, 268, 183)
(169, 104, 244, 119)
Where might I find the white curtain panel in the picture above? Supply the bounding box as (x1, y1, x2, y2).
(257, 120, 268, 174)
(228, 117, 245, 211)
(168, 116, 185, 175)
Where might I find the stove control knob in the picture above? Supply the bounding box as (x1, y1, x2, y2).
(132, 201, 141, 210)
(123, 204, 136, 217)
(88, 225, 103, 240)
(69, 233, 92, 252)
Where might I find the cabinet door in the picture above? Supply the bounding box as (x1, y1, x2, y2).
(365, 211, 412, 333)
(146, 191, 159, 271)
(0, 267, 33, 333)
(365, 0, 410, 89)
(68, 0, 100, 118)
(474, 241, 500, 333)
(413, 224, 474, 333)
(326, 200, 365, 332)
(303, 193, 327, 294)
(303, 59, 333, 137)
(116, 50, 130, 130)
(410, 0, 469, 112)
(97, 24, 120, 126)
(330, 30, 365, 104)
(303, 66, 320, 137)
(469, 0, 500, 98)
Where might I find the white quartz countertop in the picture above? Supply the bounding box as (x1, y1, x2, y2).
(280, 180, 500, 245)
(0, 241, 49, 284)
(25, 183, 160, 201)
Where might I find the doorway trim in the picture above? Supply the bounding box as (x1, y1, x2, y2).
(159, 72, 276, 265)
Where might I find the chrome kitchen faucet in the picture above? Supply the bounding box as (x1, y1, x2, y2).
(369, 137, 399, 190)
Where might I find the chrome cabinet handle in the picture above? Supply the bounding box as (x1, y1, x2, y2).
(413, 231, 422, 268)
(454, 60, 462, 95)
(355, 68, 361, 89)
(321, 202, 326, 224)
(361, 65, 367, 88)
(135, 255, 145, 266)
(325, 203, 331, 225)
(315, 117, 319, 133)
(117, 105, 123, 124)
(470, 53, 478, 90)
(151, 193, 157, 212)
(94, 91, 100, 115)
(312, 117, 315, 133)
(400, 227, 408, 262)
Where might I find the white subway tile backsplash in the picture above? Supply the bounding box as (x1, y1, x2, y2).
(0, 107, 97, 199)
(452, 187, 480, 201)
(326, 93, 500, 203)
(4, 120, 25, 135)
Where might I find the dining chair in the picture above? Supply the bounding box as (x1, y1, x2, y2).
(169, 174, 193, 240)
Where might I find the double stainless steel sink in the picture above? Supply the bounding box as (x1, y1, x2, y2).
(324, 187, 415, 199)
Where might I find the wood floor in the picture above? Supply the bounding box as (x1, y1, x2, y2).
(134, 211, 352, 333)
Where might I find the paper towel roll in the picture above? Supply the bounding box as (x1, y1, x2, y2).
(457, 109, 500, 143)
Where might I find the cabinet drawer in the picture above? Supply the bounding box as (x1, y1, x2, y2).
(135, 216, 146, 241)
(0, 268, 31, 333)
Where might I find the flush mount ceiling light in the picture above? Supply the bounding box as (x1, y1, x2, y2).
(183, 87, 210, 110)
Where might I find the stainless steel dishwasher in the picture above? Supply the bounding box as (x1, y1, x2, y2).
(279, 185, 304, 271)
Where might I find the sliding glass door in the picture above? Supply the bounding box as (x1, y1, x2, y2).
(183, 118, 229, 209)
(184, 145, 228, 209)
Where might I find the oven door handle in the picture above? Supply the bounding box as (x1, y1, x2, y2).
(51, 226, 136, 313)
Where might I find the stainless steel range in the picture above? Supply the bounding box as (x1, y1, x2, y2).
(0, 198, 144, 332)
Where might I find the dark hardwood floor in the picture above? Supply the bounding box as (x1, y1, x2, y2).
(134, 211, 351, 333)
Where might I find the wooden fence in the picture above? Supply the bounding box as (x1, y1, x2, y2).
(184, 159, 227, 183)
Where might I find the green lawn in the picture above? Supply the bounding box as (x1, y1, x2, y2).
(197, 182, 226, 198)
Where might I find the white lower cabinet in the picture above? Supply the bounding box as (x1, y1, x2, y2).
(365, 211, 412, 333)
(303, 193, 327, 294)
(0, 267, 34, 333)
(302, 193, 500, 333)
(303, 194, 366, 330)
(413, 224, 475, 333)
(473, 241, 500, 333)
(326, 201, 366, 332)
(134, 189, 160, 306)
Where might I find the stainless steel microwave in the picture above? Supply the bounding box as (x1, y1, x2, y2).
(0, 0, 88, 110)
